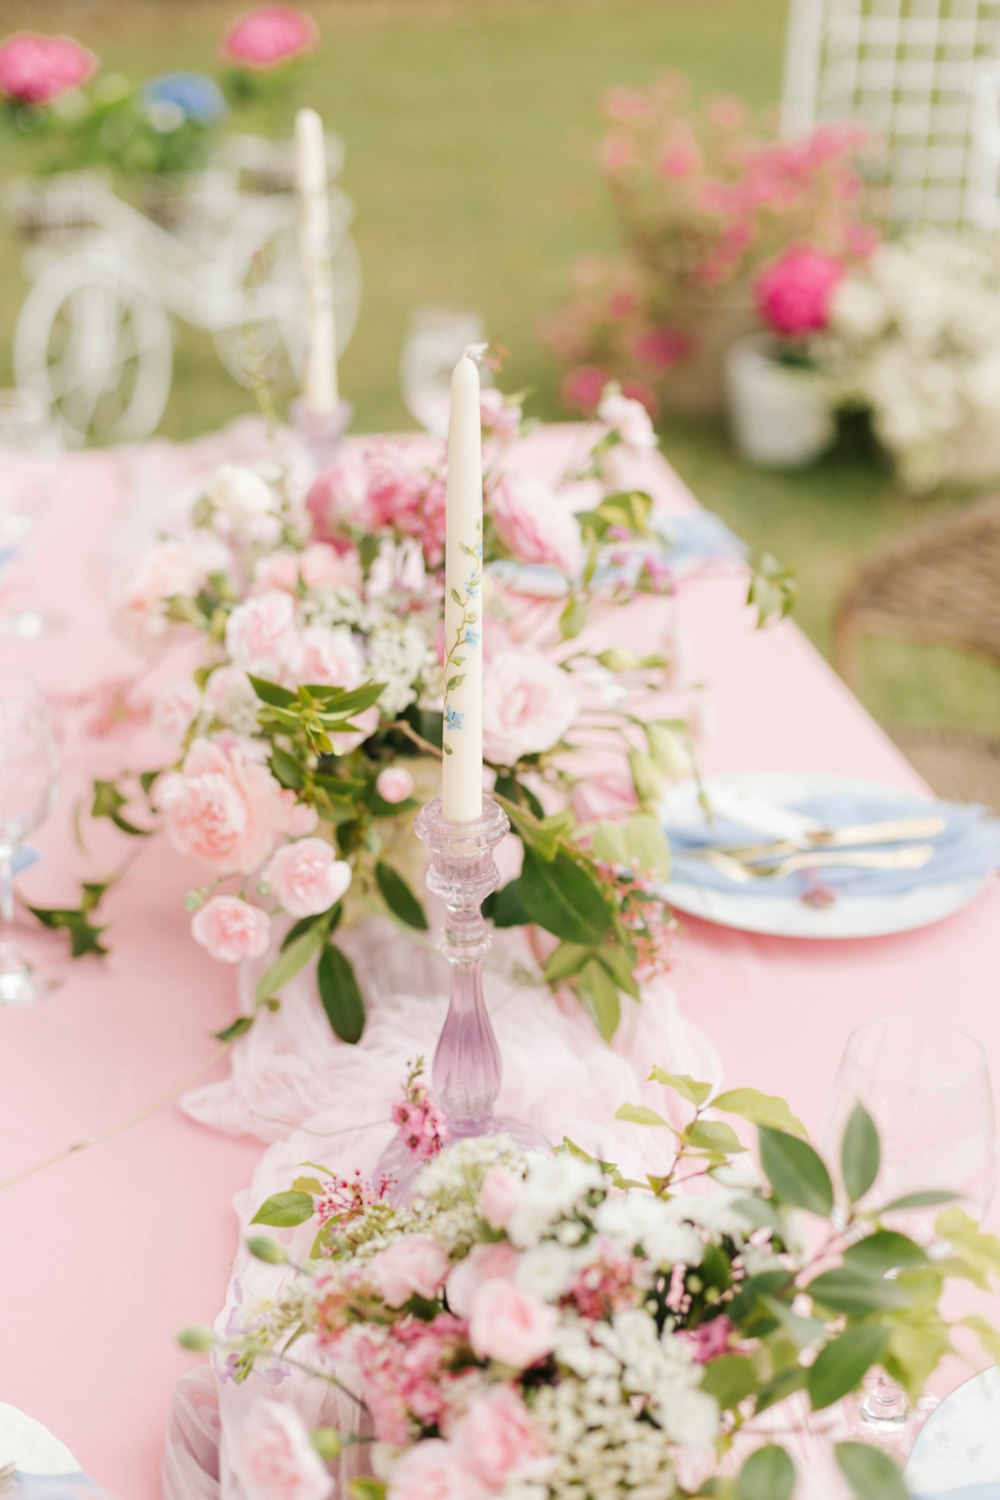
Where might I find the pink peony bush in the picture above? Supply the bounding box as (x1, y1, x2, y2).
(0, 32, 96, 105)
(222, 5, 318, 71)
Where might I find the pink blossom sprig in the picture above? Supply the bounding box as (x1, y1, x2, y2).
(393, 1057, 449, 1162)
(595, 858, 678, 982)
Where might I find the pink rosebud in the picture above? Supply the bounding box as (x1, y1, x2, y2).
(482, 650, 579, 766)
(236, 1399, 333, 1500)
(376, 767, 415, 804)
(479, 1167, 523, 1230)
(490, 474, 583, 576)
(446, 1242, 519, 1319)
(387, 1440, 486, 1500)
(468, 1279, 559, 1369)
(262, 838, 351, 918)
(450, 1385, 549, 1489)
(222, 5, 318, 71)
(191, 896, 271, 964)
(153, 679, 199, 741)
(754, 246, 845, 337)
(369, 1235, 450, 1308)
(0, 32, 96, 105)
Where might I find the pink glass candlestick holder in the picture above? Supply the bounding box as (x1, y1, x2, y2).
(378, 795, 549, 1201)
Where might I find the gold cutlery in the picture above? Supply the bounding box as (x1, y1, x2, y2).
(693, 815, 946, 864)
(0, 1462, 16, 1496)
(699, 843, 936, 884)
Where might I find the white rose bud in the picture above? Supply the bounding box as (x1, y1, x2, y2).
(206, 464, 276, 524)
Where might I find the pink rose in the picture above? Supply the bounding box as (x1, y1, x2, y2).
(387, 1440, 486, 1500)
(479, 1167, 523, 1231)
(115, 535, 229, 650)
(0, 32, 96, 105)
(225, 590, 297, 678)
(300, 542, 362, 592)
(376, 767, 414, 804)
(754, 246, 844, 337)
(468, 1280, 559, 1369)
(306, 453, 369, 543)
(158, 736, 295, 875)
(490, 474, 583, 576)
(222, 5, 318, 70)
(236, 1399, 332, 1500)
(191, 896, 271, 964)
(446, 1242, 518, 1318)
(482, 652, 579, 766)
(262, 838, 351, 918)
(451, 1386, 549, 1489)
(153, 680, 199, 741)
(598, 389, 657, 452)
(369, 1235, 450, 1308)
(288, 624, 364, 690)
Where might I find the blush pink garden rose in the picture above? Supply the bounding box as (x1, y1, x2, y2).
(375, 766, 415, 804)
(0, 32, 96, 105)
(482, 651, 579, 766)
(152, 679, 200, 741)
(158, 736, 297, 876)
(479, 1167, 524, 1231)
(368, 1235, 451, 1308)
(222, 5, 318, 70)
(236, 1399, 333, 1500)
(387, 1440, 486, 1500)
(288, 624, 364, 689)
(598, 389, 657, 452)
(490, 474, 583, 576)
(468, 1279, 559, 1370)
(262, 838, 351, 918)
(446, 1242, 518, 1318)
(115, 535, 230, 650)
(305, 452, 370, 543)
(225, 590, 297, 678)
(754, 246, 845, 338)
(450, 1386, 549, 1490)
(191, 895, 271, 964)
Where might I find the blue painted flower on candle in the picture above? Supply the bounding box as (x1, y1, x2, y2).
(464, 627, 479, 647)
(446, 706, 464, 732)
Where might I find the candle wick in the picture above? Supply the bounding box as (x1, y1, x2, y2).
(464, 343, 490, 366)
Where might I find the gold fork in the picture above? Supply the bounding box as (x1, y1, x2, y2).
(698, 843, 936, 884)
(693, 815, 947, 864)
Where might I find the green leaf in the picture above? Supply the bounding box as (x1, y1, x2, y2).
(250, 1190, 315, 1227)
(807, 1325, 889, 1411)
(698, 1352, 758, 1409)
(27, 905, 110, 958)
(879, 1189, 958, 1212)
(577, 957, 621, 1041)
(317, 943, 366, 1044)
(280, 914, 327, 951)
(615, 1102, 671, 1128)
(593, 814, 671, 880)
(842, 1102, 880, 1204)
(559, 594, 588, 640)
(962, 1312, 1000, 1365)
(347, 1481, 387, 1500)
(255, 922, 326, 1006)
(543, 942, 592, 983)
(314, 682, 386, 720)
(712, 1088, 807, 1139)
(375, 861, 428, 931)
(648, 1068, 714, 1108)
(686, 1119, 747, 1155)
(843, 1230, 927, 1277)
(269, 747, 305, 790)
(754, 1364, 808, 1414)
(248, 675, 297, 708)
(520, 849, 610, 945)
(759, 1127, 834, 1217)
(487, 878, 529, 928)
(213, 1015, 255, 1043)
(807, 1266, 909, 1316)
(835, 1443, 908, 1500)
(627, 747, 662, 805)
(735, 1444, 795, 1500)
(291, 1176, 324, 1195)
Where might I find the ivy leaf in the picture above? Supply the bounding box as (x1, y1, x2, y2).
(713, 1088, 807, 1138)
(255, 922, 326, 1006)
(250, 1190, 315, 1228)
(834, 1443, 909, 1500)
(577, 957, 621, 1041)
(375, 861, 428, 931)
(807, 1325, 889, 1411)
(759, 1127, 834, 1218)
(317, 943, 366, 1044)
(735, 1444, 795, 1500)
(648, 1068, 713, 1107)
(27, 904, 109, 958)
(520, 850, 610, 946)
(842, 1101, 880, 1203)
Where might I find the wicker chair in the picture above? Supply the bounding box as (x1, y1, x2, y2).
(833, 493, 1000, 811)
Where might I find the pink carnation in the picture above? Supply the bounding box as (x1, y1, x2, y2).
(369, 1235, 450, 1308)
(305, 453, 369, 543)
(490, 474, 583, 576)
(446, 1242, 518, 1319)
(755, 246, 844, 337)
(375, 767, 414, 804)
(153, 680, 200, 741)
(364, 444, 447, 568)
(236, 1399, 332, 1500)
(262, 838, 351, 918)
(482, 651, 579, 766)
(451, 1386, 549, 1490)
(468, 1279, 559, 1370)
(387, 1440, 486, 1500)
(158, 736, 296, 876)
(288, 624, 364, 689)
(225, 590, 297, 678)
(191, 896, 271, 964)
(222, 5, 318, 70)
(0, 32, 96, 105)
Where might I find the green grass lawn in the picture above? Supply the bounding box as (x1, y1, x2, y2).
(3, 0, 999, 734)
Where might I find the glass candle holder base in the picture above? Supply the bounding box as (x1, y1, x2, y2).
(290, 397, 352, 468)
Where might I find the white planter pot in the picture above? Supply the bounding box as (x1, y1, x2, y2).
(725, 333, 835, 468)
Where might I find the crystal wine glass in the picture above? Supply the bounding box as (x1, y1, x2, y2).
(400, 308, 485, 438)
(0, 668, 60, 1006)
(824, 1016, 997, 1431)
(0, 388, 62, 640)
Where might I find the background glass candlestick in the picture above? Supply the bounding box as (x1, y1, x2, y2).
(378, 795, 549, 1201)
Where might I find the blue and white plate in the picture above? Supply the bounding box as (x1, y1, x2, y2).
(905, 1366, 1000, 1498)
(0, 1405, 106, 1497)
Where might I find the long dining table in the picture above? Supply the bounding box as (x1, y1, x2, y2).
(2, 421, 998, 1499)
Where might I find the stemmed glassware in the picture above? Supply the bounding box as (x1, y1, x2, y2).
(0, 668, 60, 1006)
(0, 387, 62, 640)
(824, 1016, 997, 1431)
(400, 308, 485, 437)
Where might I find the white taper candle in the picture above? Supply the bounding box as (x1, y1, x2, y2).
(294, 107, 339, 413)
(441, 349, 484, 822)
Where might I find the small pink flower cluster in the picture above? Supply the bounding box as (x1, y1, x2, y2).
(0, 31, 96, 105)
(222, 5, 317, 71)
(564, 1236, 644, 1320)
(352, 1312, 468, 1445)
(313, 1167, 394, 1228)
(595, 858, 678, 983)
(393, 1062, 449, 1161)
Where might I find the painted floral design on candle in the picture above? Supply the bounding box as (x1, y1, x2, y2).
(442, 519, 482, 757)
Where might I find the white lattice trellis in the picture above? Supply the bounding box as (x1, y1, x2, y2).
(783, 0, 1000, 227)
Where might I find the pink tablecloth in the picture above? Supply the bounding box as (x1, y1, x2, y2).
(1, 423, 998, 1499)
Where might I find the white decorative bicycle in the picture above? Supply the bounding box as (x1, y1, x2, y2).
(5, 136, 361, 447)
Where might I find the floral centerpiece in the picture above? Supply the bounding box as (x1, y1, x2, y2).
(183, 1068, 1000, 1500)
(544, 72, 877, 419)
(66, 385, 781, 1045)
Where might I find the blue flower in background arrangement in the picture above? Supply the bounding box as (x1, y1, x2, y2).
(141, 72, 227, 127)
(446, 707, 464, 732)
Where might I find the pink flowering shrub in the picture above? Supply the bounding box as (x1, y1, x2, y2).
(754, 244, 845, 338)
(222, 5, 318, 71)
(545, 71, 877, 410)
(0, 32, 96, 105)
